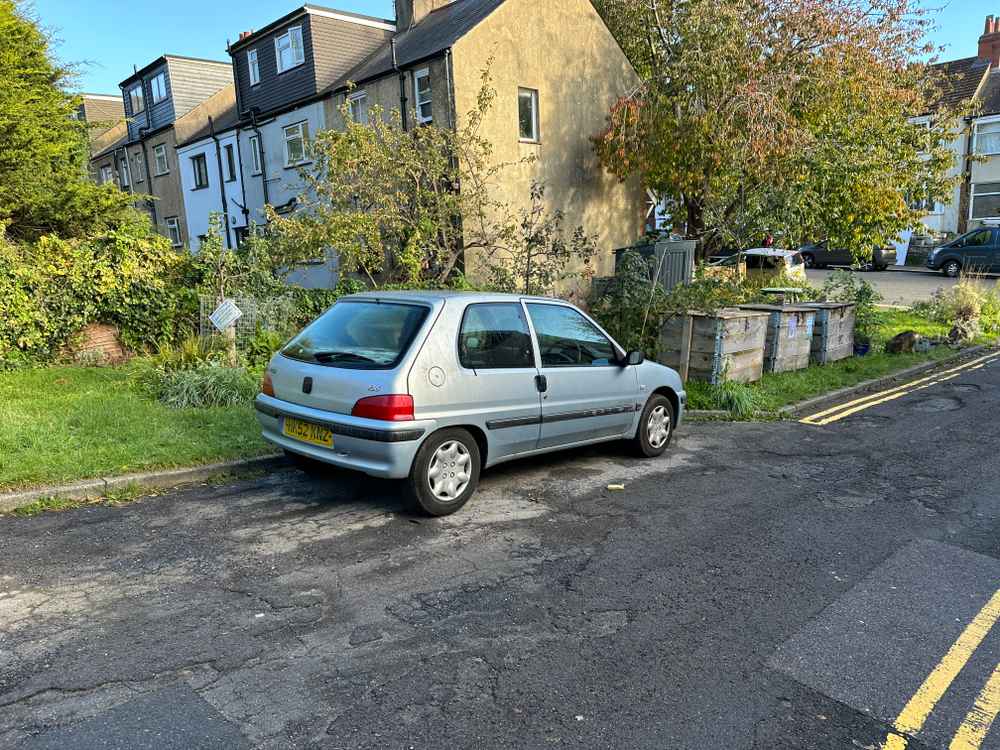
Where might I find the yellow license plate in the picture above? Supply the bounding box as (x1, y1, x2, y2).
(283, 417, 334, 448)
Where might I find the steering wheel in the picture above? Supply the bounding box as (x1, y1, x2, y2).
(542, 340, 583, 365)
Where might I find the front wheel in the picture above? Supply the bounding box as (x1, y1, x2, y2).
(631, 395, 676, 458)
(942, 260, 961, 278)
(409, 428, 481, 516)
(801, 253, 815, 269)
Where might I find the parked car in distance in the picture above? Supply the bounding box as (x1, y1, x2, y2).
(256, 292, 686, 516)
(707, 248, 808, 283)
(797, 242, 897, 271)
(926, 227, 1000, 277)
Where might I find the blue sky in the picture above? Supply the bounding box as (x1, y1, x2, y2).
(26, 0, 997, 94)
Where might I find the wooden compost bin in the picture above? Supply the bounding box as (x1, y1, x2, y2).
(659, 308, 769, 384)
(737, 305, 816, 373)
(800, 302, 856, 364)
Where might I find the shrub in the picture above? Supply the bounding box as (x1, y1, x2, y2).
(148, 335, 229, 372)
(820, 270, 883, 342)
(148, 365, 258, 409)
(913, 275, 1000, 338)
(244, 327, 287, 369)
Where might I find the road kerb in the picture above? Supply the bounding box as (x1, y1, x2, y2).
(0, 455, 285, 516)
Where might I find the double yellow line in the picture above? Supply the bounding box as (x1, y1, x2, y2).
(800, 353, 1000, 426)
(883, 589, 1000, 750)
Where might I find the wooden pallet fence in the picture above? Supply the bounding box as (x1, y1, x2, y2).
(658, 308, 769, 384)
(738, 305, 816, 373)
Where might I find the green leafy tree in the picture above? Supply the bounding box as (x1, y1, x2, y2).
(592, 0, 963, 260)
(0, 0, 132, 240)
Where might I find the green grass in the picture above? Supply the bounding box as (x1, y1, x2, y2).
(686, 309, 978, 416)
(0, 366, 268, 492)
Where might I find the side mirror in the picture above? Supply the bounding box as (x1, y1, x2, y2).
(624, 350, 645, 367)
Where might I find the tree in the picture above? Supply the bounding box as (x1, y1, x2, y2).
(0, 0, 132, 241)
(592, 0, 964, 260)
(267, 68, 594, 295)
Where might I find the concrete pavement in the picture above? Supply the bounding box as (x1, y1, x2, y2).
(2, 358, 1000, 749)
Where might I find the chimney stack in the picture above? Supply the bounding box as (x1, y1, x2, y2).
(394, 0, 454, 31)
(238, 30, 254, 41)
(980, 15, 1000, 66)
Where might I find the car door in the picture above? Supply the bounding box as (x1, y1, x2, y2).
(959, 228, 993, 270)
(525, 302, 639, 450)
(456, 302, 542, 457)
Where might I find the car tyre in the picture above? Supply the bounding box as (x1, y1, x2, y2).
(802, 253, 815, 269)
(409, 428, 481, 517)
(943, 260, 961, 278)
(632, 394, 676, 458)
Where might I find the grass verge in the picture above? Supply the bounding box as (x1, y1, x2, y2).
(686, 310, 986, 416)
(0, 366, 268, 492)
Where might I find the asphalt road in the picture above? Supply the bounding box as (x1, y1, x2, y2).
(3, 357, 1000, 750)
(806, 266, 963, 306)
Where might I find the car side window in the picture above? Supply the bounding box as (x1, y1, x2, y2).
(965, 229, 992, 247)
(527, 304, 617, 368)
(459, 303, 535, 369)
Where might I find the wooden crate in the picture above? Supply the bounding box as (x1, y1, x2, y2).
(658, 308, 769, 384)
(738, 305, 816, 373)
(799, 303, 856, 364)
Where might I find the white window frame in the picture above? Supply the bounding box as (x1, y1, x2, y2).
(274, 26, 305, 74)
(133, 152, 145, 183)
(348, 92, 369, 124)
(119, 156, 131, 187)
(970, 181, 1000, 221)
(413, 68, 432, 124)
(973, 115, 1000, 157)
(150, 72, 167, 104)
(153, 144, 169, 175)
(165, 217, 182, 247)
(100, 165, 113, 184)
(518, 87, 540, 143)
(283, 121, 310, 167)
(128, 84, 145, 114)
(249, 134, 262, 175)
(247, 49, 260, 86)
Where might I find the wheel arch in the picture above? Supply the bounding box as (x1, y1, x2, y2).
(651, 386, 681, 421)
(416, 423, 489, 471)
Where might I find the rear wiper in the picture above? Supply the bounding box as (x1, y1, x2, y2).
(312, 351, 377, 364)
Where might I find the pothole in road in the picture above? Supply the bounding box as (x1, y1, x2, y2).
(842, 415, 893, 428)
(909, 396, 963, 413)
(821, 492, 877, 510)
(942, 383, 981, 394)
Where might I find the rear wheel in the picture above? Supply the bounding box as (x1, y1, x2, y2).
(409, 428, 481, 517)
(801, 253, 815, 269)
(943, 259, 961, 278)
(631, 394, 676, 458)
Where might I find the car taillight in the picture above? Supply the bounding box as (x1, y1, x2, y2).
(261, 371, 275, 397)
(351, 394, 414, 422)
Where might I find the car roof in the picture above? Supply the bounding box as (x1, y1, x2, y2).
(342, 290, 568, 305)
(742, 247, 798, 258)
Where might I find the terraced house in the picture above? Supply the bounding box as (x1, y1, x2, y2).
(224, 0, 645, 287)
(90, 55, 234, 248)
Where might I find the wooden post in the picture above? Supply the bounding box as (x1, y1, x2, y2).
(679, 314, 694, 383)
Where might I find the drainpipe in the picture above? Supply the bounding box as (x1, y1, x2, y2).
(233, 126, 251, 240)
(249, 108, 270, 208)
(444, 49, 455, 131)
(208, 115, 233, 249)
(137, 134, 157, 226)
(393, 38, 408, 131)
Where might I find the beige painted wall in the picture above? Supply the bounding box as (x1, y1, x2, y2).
(451, 0, 646, 293)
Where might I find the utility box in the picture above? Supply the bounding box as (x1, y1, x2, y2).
(738, 305, 816, 373)
(800, 302, 856, 364)
(613, 238, 696, 293)
(659, 308, 769, 384)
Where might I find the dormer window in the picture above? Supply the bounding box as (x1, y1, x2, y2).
(128, 84, 144, 114)
(248, 49, 260, 86)
(150, 72, 167, 104)
(275, 26, 305, 74)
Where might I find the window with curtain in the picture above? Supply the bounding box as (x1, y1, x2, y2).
(976, 121, 1000, 155)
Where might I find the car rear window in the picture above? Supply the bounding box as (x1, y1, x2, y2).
(281, 301, 430, 369)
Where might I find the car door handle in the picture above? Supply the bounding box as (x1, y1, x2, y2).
(535, 375, 548, 393)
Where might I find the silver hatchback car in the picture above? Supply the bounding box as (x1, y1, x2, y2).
(256, 291, 686, 516)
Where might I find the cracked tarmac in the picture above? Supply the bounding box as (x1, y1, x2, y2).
(2, 360, 1000, 749)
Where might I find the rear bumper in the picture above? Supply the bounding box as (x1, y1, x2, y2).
(255, 394, 435, 479)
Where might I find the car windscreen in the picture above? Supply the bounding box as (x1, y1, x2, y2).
(281, 301, 430, 370)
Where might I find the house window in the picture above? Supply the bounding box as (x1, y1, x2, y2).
(972, 182, 1000, 219)
(150, 72, 167, 104)
(249, 134, 262, 175)
(119, 157, 131, 188)
(191, 153, 209, 189)
(128, 84, 144, 114)
(275, 26, 305, 73)
(100, 165, 113, 184)
(283, 121, 310, 166)
(224, 144, 237, 181)
(133, 153, 145, 183)
(248, 49, 260, 86)
(165, 217, 182, 247)
(414, 68, 432, 124)
(975, 121, 1000, 156)
(349, 92, 369, 125)
(518, 88, 539, 142)
(153, 144, 169, 175)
